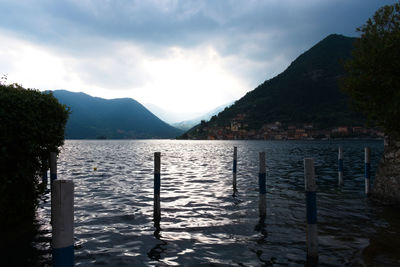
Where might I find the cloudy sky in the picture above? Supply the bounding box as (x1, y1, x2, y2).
(0, 0, 397, 122)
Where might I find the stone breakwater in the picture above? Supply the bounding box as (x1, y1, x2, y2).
(373, 135, 400, 205)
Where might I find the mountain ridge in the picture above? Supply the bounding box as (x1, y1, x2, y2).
(182, 34, 372, 140)
(52, 90, 183, 139)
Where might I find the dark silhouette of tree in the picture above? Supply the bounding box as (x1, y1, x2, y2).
(342, 3, 400, 136)
(0, 83, 69, 249)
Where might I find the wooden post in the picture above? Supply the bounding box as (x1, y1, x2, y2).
(338, 146, 343, 186)
(50, 152, 57, 226)
(304, 158, 318, 260)
(154, 152, 161, 225)
(365, 147, 371, 195)
(50, 152, 57, 184)
(42, 169, 48, 185)
(259, 152, 266, 218)
(233, 147, 237, 193)
(51, 180, 74, 267)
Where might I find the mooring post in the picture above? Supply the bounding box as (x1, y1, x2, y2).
(338, 146, 343, 186)
(259, 152, 266, 218)
(42, 169, 48, 185)
(154, 152, 161, 225)
(51, 180, 74, 267)
(365, 147, 371, 195)
(50, 152, 57, 184)
(50, 152, 57, 226)
(233, 146, 237, 193)
(304, 158, 318, 261)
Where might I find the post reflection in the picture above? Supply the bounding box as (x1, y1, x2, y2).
(253, 216, 269, 265)
(147, 218, 167, 261)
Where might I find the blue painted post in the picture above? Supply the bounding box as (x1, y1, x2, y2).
(42, 169, 48, 185)
(365, 147, 371, 195)
(50, 152, 57, 184)
(233, 147, 237, 192)
(154, 152, 161, 224)
(50, 152, 57, 226)
(338, 146, 343, 186)
(259, 152, 266, 218)
(304, 158, 318, 260)
(51, 180, 74, 267)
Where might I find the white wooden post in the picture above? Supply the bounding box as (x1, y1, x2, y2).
(304, 158, 318, 260)
(259, 152, 266, 218)
(154, 152, 161, 225)
(365, 147, 371, 195)
(233, 147, 237, 193)
(51, 180, 74, 266)
(338, 146, 343, 186)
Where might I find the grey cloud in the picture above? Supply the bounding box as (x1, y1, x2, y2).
(0, 0, 398, 80)
(1, 1, 396, 48)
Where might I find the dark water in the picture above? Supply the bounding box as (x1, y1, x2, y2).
(34, 139, 400, 266)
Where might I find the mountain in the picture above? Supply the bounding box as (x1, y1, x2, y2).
(183, 34, 368, 140)
(52, 90, 183, 139)
(144, 103, 203, 124)
(171, 102, 233, 131)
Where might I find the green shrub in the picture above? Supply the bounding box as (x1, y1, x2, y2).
(342, 3, 400, 137)
(0, 83, 69, 245)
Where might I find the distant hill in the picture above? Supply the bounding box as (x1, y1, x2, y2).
(183, 34, 368, 139)
(52, 90, 183, 139)
(171, 102, 233, 131)
(144, 103, 206, 124)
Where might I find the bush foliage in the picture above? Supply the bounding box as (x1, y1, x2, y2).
(342, 3, 400, 136)
(0, 83, 69, 244)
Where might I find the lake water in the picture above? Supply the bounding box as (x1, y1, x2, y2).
(34, 139, 400, 266)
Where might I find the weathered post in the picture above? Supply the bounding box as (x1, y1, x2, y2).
(154, 152, 161, 225)
(42, 169, 48, 185)
(365, 147, 371, 195)
(338, 146, 343, 186)
(51, 180, 74, 267)
(233, 147, 237, 193)
(304, 158, 318, 261)
(50, 152, 57, 225)
(50, 152, 57, 184)
(259, 152, 266, 218)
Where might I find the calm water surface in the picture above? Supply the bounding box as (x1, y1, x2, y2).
(35, 140, 400, 266)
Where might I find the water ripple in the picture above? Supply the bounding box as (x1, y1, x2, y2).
(34, 139, 400, 266)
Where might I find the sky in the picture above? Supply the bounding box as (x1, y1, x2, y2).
(0, 0, 397, 122)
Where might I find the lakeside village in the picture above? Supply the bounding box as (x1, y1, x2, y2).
(186, 115, 384, 141)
